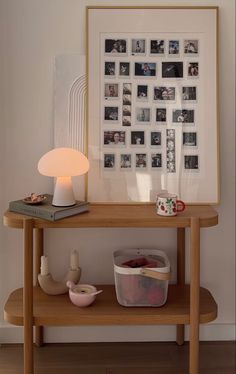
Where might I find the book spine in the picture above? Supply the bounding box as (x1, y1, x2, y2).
(9, 202, 55, 221)
(55, 205, 89, 220)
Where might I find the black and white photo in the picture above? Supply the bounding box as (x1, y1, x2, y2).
(123, 94, 131, 105)
(123, 83, 132, 95)
(172, 109, 194, 123)
(184, 39, 199, 54)
(135, 62, 156, 76)
(156, 108, 167, 122)
(166, 128, 176, 173)
(167, 129, 175, 139)
(120, 154, 132, 169)
(184, 155, 199, 170)
(167, 150, 175, 162)
(104, 131, 125, 146)
(162, 62, 183, 78)
(119, 62, 130, 76)
(154, 86, 175, 101)
(104, 83, 119, 98)
(182, 86, 197, 101)
(137, 85, 148, 99)
(166, 139, 175, 151)
(104, 106, 119, 121)
(136, 153, 147, 168)
(187, 62, 199, 77)
(104, 154, 115, 168)
(150, 39, 165, 54)
(131, 131, 145, 145)
(131, 39, 146, 54)
(123, 105, 131, 116)
(183, 132, 197, 146)
(151, 131, 161, 146)
(136, 108, 151, 123)
(122, 116, 131, 126)
(151, 153, 162, 168)
(105, 39, 127, 53)
(104, 61, 116, 76)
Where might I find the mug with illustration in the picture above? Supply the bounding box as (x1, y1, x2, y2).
(156, 193, 185, 216)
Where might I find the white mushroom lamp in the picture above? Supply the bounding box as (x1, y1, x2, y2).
(38, 147, 89, 206)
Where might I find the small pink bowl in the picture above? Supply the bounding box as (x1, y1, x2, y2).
(67, 282, 103, 307)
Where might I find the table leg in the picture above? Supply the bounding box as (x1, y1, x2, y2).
(176, 228, 185, 346)
(189, 218, 200, 374)
(23, 219, 34, 374)
(35, 228, 44, 347)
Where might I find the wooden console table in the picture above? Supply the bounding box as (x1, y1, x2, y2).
(3, 205, 218, 374)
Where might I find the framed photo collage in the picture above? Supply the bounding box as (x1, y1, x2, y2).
(87, 7, 219, 204)
(102, 36, 199, 174)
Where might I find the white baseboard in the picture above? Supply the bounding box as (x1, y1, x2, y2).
(1, 323, 235, 344)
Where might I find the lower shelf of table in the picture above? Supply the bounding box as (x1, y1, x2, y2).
(4, 285, 217, 327)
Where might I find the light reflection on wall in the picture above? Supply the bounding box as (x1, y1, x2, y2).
(135, 172, 152, 202)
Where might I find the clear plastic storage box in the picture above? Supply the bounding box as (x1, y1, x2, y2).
(113, 249, 171, 307)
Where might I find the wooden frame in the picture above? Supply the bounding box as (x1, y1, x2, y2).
(86, 6, 219, 205)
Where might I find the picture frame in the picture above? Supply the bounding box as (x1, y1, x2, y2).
(86, 6, 219, 204)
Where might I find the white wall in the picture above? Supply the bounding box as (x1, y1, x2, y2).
(0, 0, 235, 343)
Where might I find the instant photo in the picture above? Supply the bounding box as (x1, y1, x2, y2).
(135, 62, 156, 76)
(154, 87, 175, 101)
(172, 109, 194, 123)
(131, 131, 145, 145)
(162, 62, 183, 78)
(104, 62, 116, 76)
(104, 154, 115, 168)
(131, 39, 146, 55)
(103, 131, 125, 146)
(156, 108, 167, 122)
(168, 40, 180, 55)
(187, 62, 199, 77)
(183, 132, 197, 146)
(119, 62, 130, 76)
(151, 153, 162, 168)
(136, 108, 151, 123)
(151, 132, 162, 146)
(105, 39, 127, 54)
(182, 86, 197, 101)
(184, 155, 199, 170)
(136, 153, 147, 168)
(150, 40, 165, 54)
(184, 40, 199, 54)
(104, 106, 119, 121)
(120, 154, 132, 169)
(104, 84, 119, 98)
(137, 85, 148, 100)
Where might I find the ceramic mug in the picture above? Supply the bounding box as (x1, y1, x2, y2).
(156, 193, 185, 216)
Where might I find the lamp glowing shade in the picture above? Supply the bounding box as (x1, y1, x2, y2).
(38, 148, 89, 207)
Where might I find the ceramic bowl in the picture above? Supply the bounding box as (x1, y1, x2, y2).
(67, 282, 102, 307)
(23, 194, 46, 205)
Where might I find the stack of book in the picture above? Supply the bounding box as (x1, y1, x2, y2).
(9, 194, 89, 221)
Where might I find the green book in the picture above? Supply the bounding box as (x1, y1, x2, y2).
(9, 194, 89, 221)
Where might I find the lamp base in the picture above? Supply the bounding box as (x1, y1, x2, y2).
(52, 176, 76, 207)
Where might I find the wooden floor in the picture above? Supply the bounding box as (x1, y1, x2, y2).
(0, 341, 235, 374)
